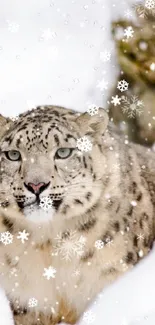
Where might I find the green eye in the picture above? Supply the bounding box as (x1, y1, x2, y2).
(55, 148, 73, 159)
(5, 150, 21, 161)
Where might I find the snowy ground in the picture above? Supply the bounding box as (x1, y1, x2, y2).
(1, 0, 155, 325)
(77, 245, 155, 325)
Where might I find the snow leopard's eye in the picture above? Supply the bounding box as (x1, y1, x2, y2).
(55, 148, 73, 159)
(5, 150, 21, 161)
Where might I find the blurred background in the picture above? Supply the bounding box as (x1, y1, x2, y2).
(109, 1, 155, 149)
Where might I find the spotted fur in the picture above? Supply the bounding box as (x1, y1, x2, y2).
(0, 105, 155, 325)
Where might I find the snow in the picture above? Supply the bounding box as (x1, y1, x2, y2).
(0, 231, 14, 245)
(76, 136, 93, 152)
(17, 229, 30, 244)
(1, 0, 154, 325)
(43, 266, 57, 280)
(0, 287, 14, 325)
(77, 245, 155, 325)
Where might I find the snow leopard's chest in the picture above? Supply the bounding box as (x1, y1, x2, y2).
(0, 240, 78, 309)
(0, 236, 102, 317)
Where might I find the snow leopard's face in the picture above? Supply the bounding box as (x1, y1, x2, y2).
(0, 106, 108, 225)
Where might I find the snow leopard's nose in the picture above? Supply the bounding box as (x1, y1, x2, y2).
(24, 182, 50, 195)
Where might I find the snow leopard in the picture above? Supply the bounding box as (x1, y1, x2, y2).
(0, 105, 155, 325)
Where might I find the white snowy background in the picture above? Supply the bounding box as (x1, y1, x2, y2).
(1, 0, 155, 325)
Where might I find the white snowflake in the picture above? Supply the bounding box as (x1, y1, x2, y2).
(145, 0, 155, 9)
(28, 298, 38, 308)
(17, 230, 29, 244)
(131, 200, 137, 206)
(86, 104, 99, 116)
(124, 26, 134, 39)
(83, 310, 96, 324)
(96, 78, 108, 91)
(124, 9, 133, 18)
(139, 41, 148, 51)
(111, 95, 122, 106)
(94, 240, 104, 250)
(7, 21, 19, 33)
(54, 230, 86, 261)
(43, 266, 57, 280)
(72, 269, 81, 277)
(121, 95, 143, 118)
(137, 233, 144, 241)
(117, 80, 129, 92)
(0, 231, 13, 245)
(40, 28, 57, 41)
(76, 136, 92, 152)
(112, 162, 120, 172)
(39, 197, 53, 211)
(100, 50, 111, 62)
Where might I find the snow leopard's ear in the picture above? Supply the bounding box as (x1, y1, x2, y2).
(75, 108, 109, 138)
(0, 115, 13, 139)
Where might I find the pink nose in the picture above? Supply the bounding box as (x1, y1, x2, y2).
(28, 182, 46, 194)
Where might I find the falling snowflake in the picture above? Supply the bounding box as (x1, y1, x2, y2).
(17, 230, 29, 244)
(112, 162, 120, 172)
(40, 28, 57, 41)
(145, 0, 155, 9)
(130, 200, 137, 206)
(137, 233, 144, 241)
(28, 298, 38, 308)
(7, 21, 19, 33)
(117, 80, 129, 92)
(100, 50, 111, 62)
(0, 231, 13, 245)
(121, 95, 143, 118)
(86, 104, 99, 116)
(76, 136, 92, 152)
(124, 26, 134, 39)
(39, 197, 53, 211)
(43, 266, 57, 280)
(94, 240, 104, 250)
(139, 41, 148, 51)
(83, 310, 96, 324)
(54, 230, 86, 261)
(96, 78, 109, 91)
(111, 95, 121, 106)
(124, 9, 133, 18)
(72, 269, 81, 277)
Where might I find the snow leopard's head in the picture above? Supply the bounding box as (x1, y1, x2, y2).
(0, 106, 108, 227)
